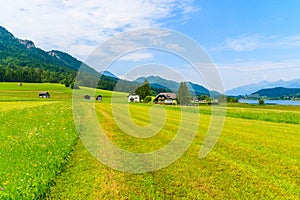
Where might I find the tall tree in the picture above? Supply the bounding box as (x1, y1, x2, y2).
(135, 79, 151, 100)
(177, 82, 191, 105)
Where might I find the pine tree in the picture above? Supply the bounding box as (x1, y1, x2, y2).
(135, 79, 151, 100)
(177, 82, 191, 105)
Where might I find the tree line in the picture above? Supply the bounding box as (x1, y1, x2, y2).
(0, 64, 75, 83)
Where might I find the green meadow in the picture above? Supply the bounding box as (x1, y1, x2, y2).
(0, 83, 299, 199)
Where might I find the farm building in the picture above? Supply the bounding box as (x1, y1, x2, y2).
(192, 97, 199, 102)
(96, 95, 102, 101)
(128, 94, 140, 102)
(84, 95, 91, 100)
(39, 92, 50, 98)
(153, 93, 176, 104)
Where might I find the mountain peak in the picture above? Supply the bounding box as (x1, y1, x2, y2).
(18, 39, 35, 48)
(100, 71, 119, 79)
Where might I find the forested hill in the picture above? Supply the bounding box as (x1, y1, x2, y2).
(251, 87, 300, 99)
(0, 26, 97, 83)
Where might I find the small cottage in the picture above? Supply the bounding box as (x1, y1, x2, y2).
(96, 95, 102, 101)
(153, 93, 176, 104)
(39, 92, 50, 98)
(192, 97, 199, 102)
(128, 94, 140, 102)
(84, 95, 91, 100)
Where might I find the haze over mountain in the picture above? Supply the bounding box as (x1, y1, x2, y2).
(227, 79, 300, 96)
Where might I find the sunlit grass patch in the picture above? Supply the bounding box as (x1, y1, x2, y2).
(0, 102, 77, 199)
(0, 101, 57, 112)
(0, 82, 73, 101)
(47, 101, 300, 199)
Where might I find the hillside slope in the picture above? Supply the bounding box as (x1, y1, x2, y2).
(251, 87, 300, 98)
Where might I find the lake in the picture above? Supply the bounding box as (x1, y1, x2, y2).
(239, 99, 300, 106)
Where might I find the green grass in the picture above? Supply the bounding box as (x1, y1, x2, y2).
(0, 83, 299, 199)
(0, 102, 77, 199)
(0, 82, 73, 101)
(47, 99, 300, 199)
(0, 101, 57, 112)
(198, 104, 300, 124)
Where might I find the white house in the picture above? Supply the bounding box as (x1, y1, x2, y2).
(128, 94, 140, 102)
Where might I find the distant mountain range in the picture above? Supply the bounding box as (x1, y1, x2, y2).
(135, 76, 210, 96)
(251, 87, 300, 99)
(227, 79, 300, 96)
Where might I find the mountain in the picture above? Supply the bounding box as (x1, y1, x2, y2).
(227, 79, 300, 96)
(0, 26, 99, 83)
(0, 26, 78, 72)
(100, 71, 119, 79)
(135, 76, 211, 96)
(0, 25, 218, 96)
(187, 82, 210, 96)
(135, 76, 178, 91)
(251, 87, 300, 98)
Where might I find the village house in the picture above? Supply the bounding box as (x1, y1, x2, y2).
(96, 95, 102, 101)
(128, 93, 140, 102)
(84, 95, 91, 100)
(192, 97, 199, 103)
(39, 92, 50, 98)
(153, 93, 176, 104)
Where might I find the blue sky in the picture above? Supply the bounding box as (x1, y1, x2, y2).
(0, 0, 300, 90)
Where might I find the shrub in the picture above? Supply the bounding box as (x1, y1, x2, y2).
(259, 99, 265, 105)
(143, 96, 152, 103)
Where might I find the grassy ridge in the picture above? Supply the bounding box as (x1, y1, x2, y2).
(47, 101, 300, 199)
(0, 102, 77, 199)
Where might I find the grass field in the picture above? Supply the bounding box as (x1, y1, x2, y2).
(0, 82, 299, 199)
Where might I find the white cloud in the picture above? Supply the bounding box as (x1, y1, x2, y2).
(119, 52, 154, 61)
(0, 0, 196, 60)
(224, 35, 262, 51)
(222, 34, 300, 52)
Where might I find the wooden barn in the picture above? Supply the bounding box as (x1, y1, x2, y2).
(96, 95, 102, 101)
(39, 92, 50, 98)
(84, 95, 91, 100)
(153, 93, 176, 104)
